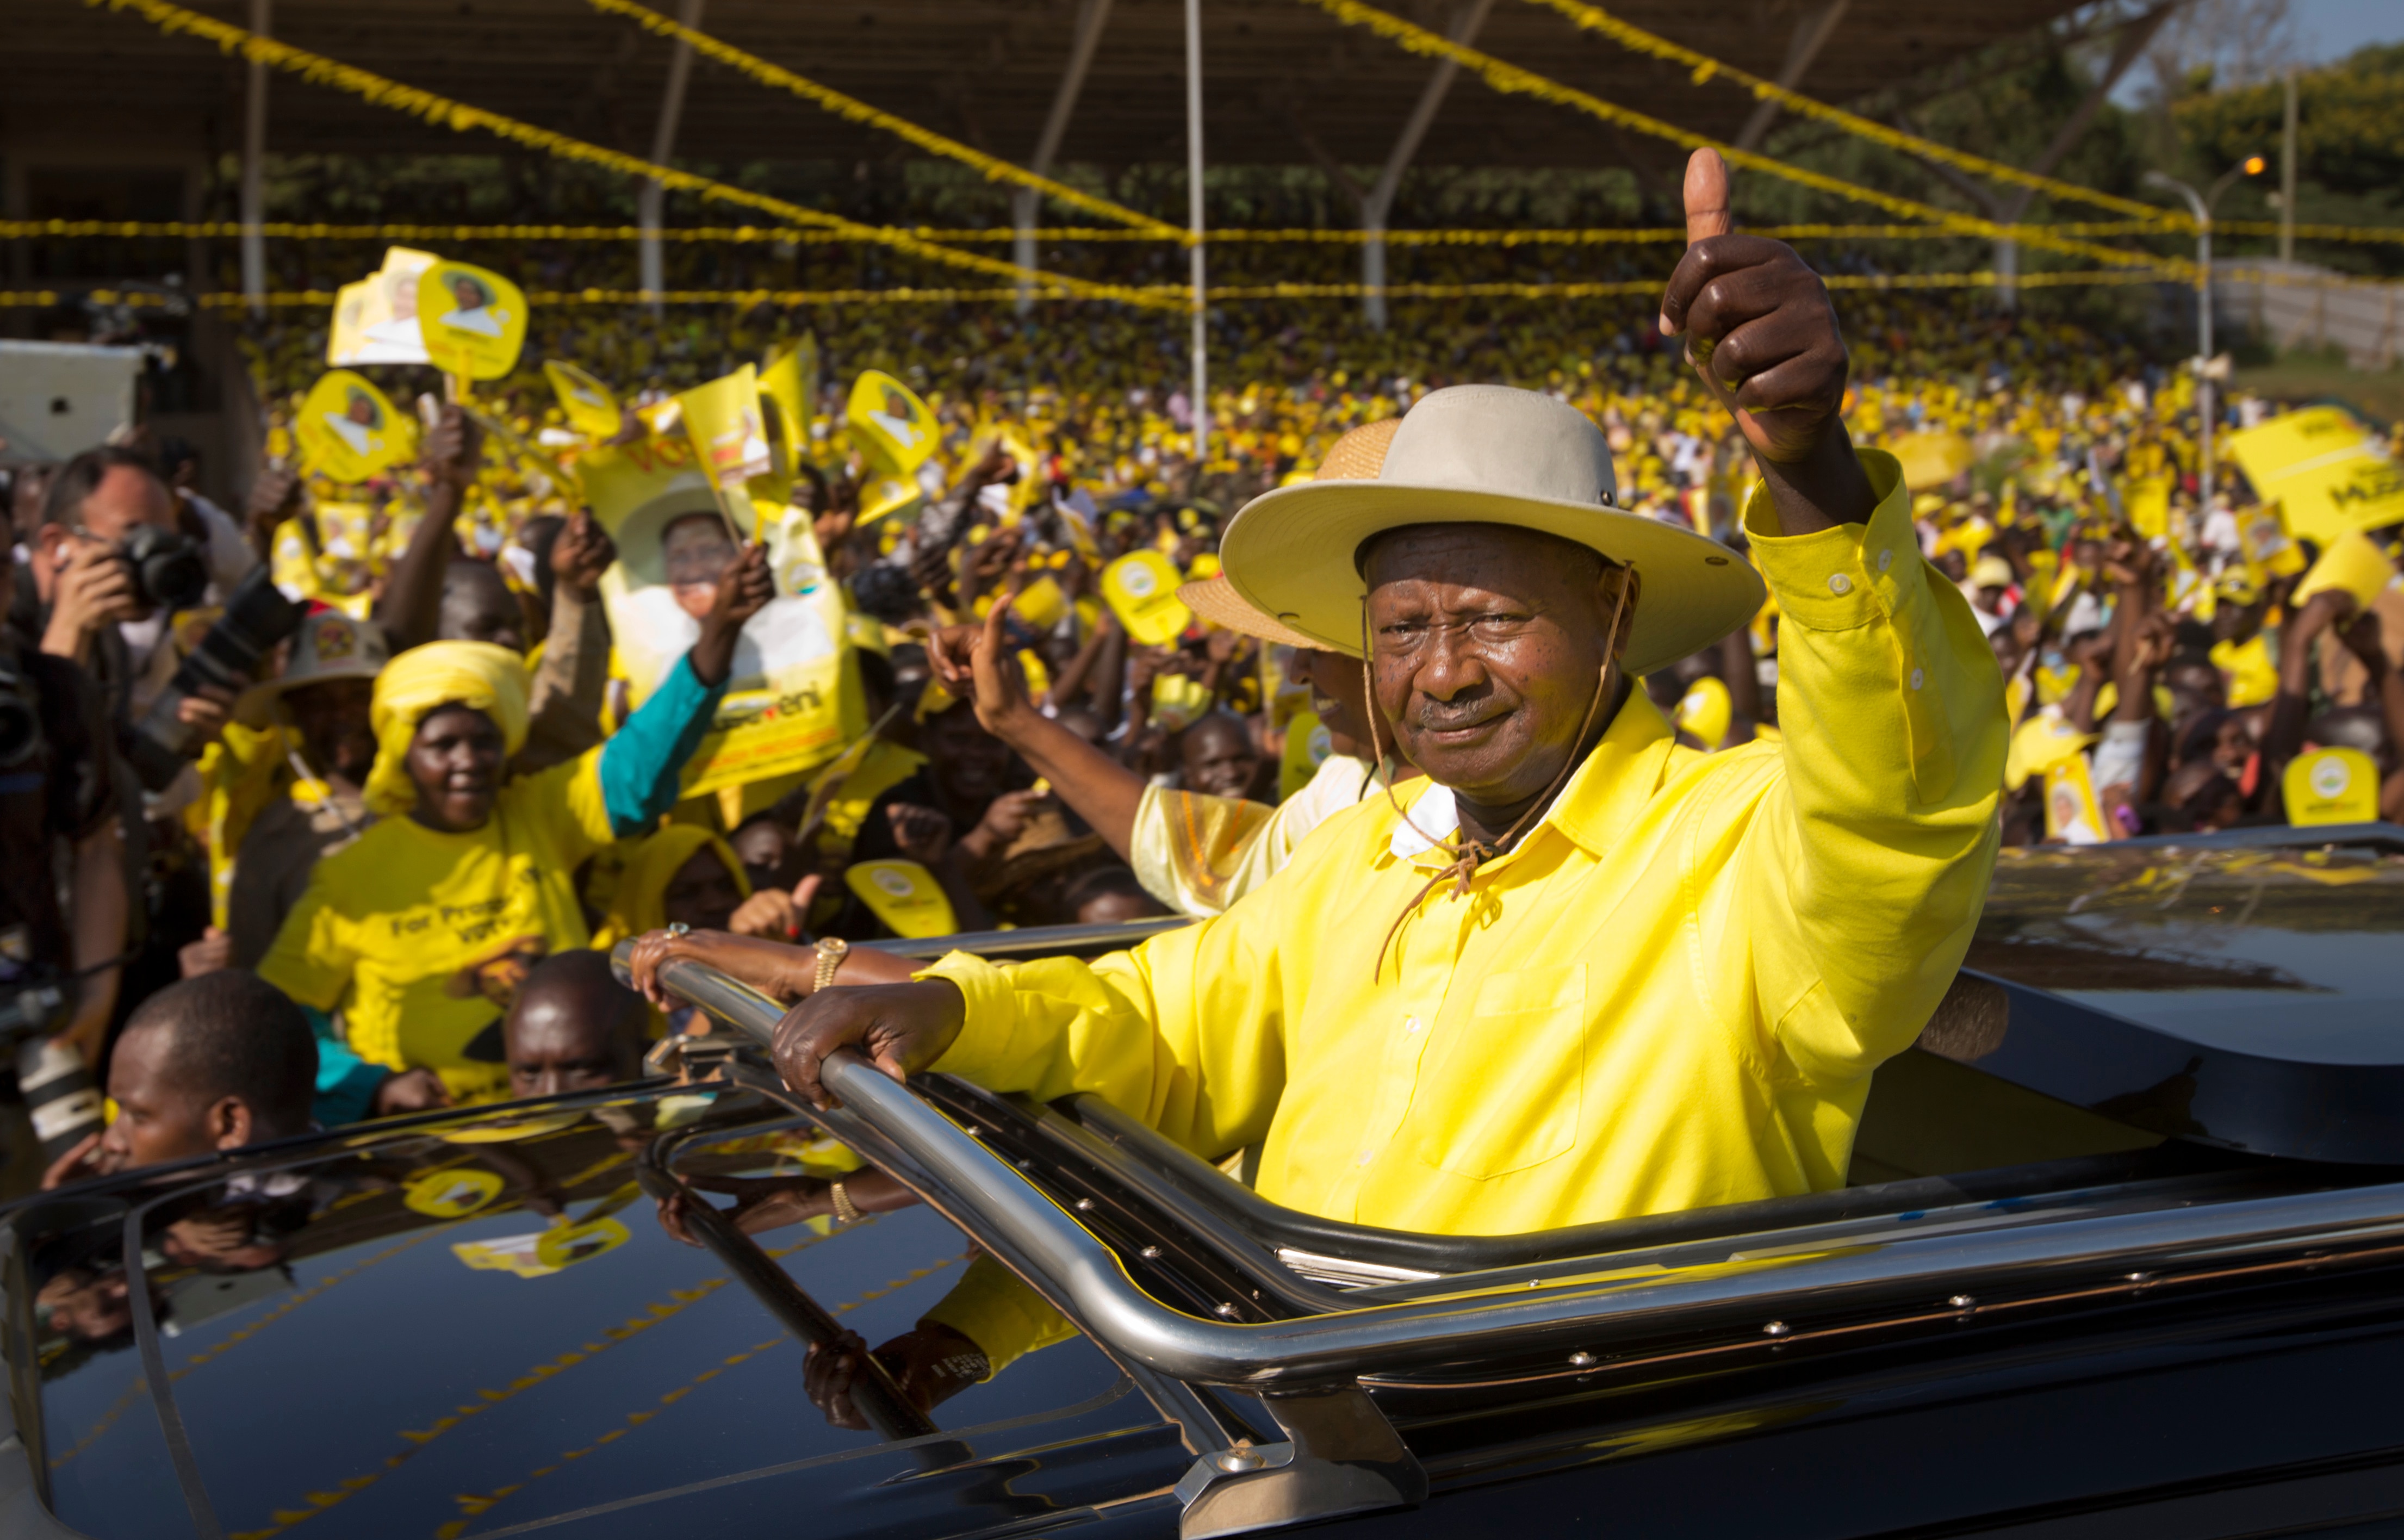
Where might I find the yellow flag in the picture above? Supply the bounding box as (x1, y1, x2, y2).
(1102, 550, 1191, 644)
(678, 365, 773, 502)
(847, 370, 938, 476)
(545, 360, 622, 438)
(2227, 406, 2404, 543)
(294, 370, 414, 483)
(760, 336, 818, 462)
(845, 859, 958, 939)
(2284, 747, 2381, 825)
(417, 260, 529, 381)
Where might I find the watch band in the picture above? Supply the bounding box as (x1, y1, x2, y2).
(829, 1178, 864, 1227)
(812, 936, 850, 994)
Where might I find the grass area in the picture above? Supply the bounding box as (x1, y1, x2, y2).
(2233, 348, 2404, 426)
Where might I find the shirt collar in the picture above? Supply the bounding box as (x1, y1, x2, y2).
(1385, 688, 1680, 866)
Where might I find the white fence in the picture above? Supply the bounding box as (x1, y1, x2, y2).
(2214, 259, 2403, 370)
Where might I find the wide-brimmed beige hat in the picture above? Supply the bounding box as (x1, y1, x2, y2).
(1219, 386, 1763, 676)
(1173, 417, 1405, 655)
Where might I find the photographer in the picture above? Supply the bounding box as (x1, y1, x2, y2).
(20, 448, 231, 738)
(0, 626, 126, 1196)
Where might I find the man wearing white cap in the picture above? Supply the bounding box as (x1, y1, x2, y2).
(722, 153, 2005, 1263)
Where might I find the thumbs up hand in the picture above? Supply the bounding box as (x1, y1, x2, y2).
(1657, 148, 1872, 532)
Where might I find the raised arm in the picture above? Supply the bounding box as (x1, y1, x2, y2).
(1657, 149, 1875, 539)
(929, 595, 1147, 860)
(1660, 148, 2006, 1086)
(375, 405, 482, 653)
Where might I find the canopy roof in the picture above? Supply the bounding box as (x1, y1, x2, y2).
(5, 0, 2093, 176)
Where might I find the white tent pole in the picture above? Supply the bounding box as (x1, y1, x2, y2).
(1185, 0, 1208, 461)
(241, 0, 270, 314)
(639, 0, 705, 320)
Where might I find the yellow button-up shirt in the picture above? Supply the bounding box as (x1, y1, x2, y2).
(923, 450, 2005, 1239)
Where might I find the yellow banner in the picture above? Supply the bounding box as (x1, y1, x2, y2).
(584, 431, 858, 799)
(2227, 407, 2404, 544)
(760, 335, 818, 465)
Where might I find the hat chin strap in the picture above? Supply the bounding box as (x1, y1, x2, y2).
(1360, 564, 1636, 982)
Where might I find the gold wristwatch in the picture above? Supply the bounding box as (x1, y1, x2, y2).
(812, 936, 850, 993)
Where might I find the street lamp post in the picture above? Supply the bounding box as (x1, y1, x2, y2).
(2144, 158, 2264, 517)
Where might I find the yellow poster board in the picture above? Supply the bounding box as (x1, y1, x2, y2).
(545, 360, 622, 439)
(1280, 710, 1331, 800)
(583, 431, 859, 801)
(846, 370, 938, 477)
(294, 370, 414, 483)
(1101, 551, 1191, 645)
(417, 261, 529, 381)
(2291, 528, 2396, 613)
(2042, 753, 2107, 844)
(327, 246, 437, 367)
(844, 859, 958, 939)
(2226, 407, 2404, 544)
(2284, 747, 2381, 826)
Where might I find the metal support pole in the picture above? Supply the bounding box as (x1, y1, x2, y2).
(2279, 65, 2297, 265)
(1184, 0, 1207, 462)
(240, 0, 270, 315)
(1359, 0, 1492, 331)
(2198, 219, 2214, 513)
(1018, 0, 1114, 315)
(639, 0, 705, 320)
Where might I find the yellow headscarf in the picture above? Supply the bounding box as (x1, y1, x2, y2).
(364, 641, 532, 817)
(592, 823, 751, 949)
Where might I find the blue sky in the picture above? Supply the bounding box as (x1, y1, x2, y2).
(2293, 0, 2404, 61)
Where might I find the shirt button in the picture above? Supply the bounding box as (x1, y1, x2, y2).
(1404, 1015, 1422, 1034)
(1356, 1150, 1375, 1166)
(1877, 549, 1894, 573)
(1828, 573, 1853, 595)
(1910, 666, 1925, 691)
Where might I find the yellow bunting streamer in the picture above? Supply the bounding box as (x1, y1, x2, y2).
(79, 0, 1174, 311)
(1518, 0, 2181, 228)
(13, 216, 2404, 249)
(582, 0, 1184, 243)
(1294, 0, 2184, 277)
(0, 268, 2200, 313)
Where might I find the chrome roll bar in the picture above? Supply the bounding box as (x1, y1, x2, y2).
(620, 943, 2404, 1394)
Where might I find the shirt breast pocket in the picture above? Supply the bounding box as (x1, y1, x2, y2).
(1414, 962, 1588, 1181)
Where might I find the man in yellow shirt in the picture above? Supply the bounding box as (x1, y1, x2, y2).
(653, 151, 2006, 1405)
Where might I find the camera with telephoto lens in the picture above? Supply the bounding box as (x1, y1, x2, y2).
(126, 566, 303, 791)
(114, 521, 210, 613)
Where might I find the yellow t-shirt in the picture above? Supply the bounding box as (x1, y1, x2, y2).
(258, 753, 616, 1100)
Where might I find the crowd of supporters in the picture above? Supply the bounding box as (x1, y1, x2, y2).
(7, 282, 2400, 1182)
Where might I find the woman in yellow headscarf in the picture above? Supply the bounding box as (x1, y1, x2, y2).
(259, 547, 770, 1101)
